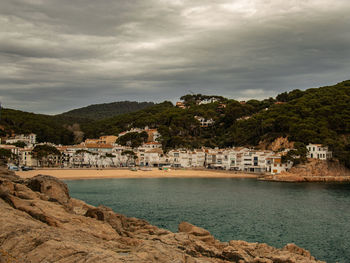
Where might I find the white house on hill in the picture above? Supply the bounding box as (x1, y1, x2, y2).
(307, 144, 332, 160)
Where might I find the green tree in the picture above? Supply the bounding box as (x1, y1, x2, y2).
(7, 141, 27, 148)
(121, 150, 137, 167)
(32, 145, 61, 167)
(0, 148, 14, 165)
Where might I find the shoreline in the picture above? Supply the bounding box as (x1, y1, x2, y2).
(261, 174, 350, 183)
(15, 168, 350, 182)
(15, 168, 259, 180)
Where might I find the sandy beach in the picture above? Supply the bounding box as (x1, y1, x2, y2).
(15, 168, 258, 180)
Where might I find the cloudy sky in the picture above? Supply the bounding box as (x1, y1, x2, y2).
(0, 0, 349, 114)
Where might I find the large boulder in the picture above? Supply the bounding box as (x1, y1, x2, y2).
(0, 166, 20, 181)
(25, 175, 71, 207)
(85, 205, 159, 237)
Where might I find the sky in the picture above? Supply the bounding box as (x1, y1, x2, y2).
(0, 0, 349, 114)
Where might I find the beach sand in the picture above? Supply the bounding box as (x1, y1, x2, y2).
(16, 168, 258, 180)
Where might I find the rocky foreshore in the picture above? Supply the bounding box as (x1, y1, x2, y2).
(0, 168, 325, 263)
(262, 159, 350, 183)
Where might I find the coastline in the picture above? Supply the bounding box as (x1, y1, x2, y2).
(260, 174, 350, 183)
(15, 168, 259, 180)
(15, 168, 350, 182)
(0, 169, 325, 263)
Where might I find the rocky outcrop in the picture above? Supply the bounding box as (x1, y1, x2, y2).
(258, 137, 294, 152)
(264, 159, 350, 182)
(0, 169, 325, 263)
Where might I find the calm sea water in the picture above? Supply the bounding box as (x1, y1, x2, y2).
(66, 178, 350, 263)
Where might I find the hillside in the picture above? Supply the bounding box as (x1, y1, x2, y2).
(1, 80, 349, 168)
(230, 80, 350, 167)
(0, 101, 155, 144)
(81, 80, 350, 168)
(58, 101, 154, 120)
(0, 108, 75, 145)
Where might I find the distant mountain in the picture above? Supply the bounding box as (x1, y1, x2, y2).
(0, 108, 75, 145)
(58, 101, 155, 120)
(0, 101, 154, 144)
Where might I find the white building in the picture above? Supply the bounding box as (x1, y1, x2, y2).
(141, 142, 162, 149)
(307, 144, 332, 160)
(5, 133, 36, 145)
(138, 148, 163, 167)
(198, 98, 219, 105)
(194, 116, 215, 127)
(266, 155, 293, 175)
(19, 148, 37, 167)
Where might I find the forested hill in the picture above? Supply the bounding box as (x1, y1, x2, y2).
(81, 80, 350, 168)
(1, 80, 350, 167)
(230, 80, 350, 167)
(58, 101, 154, 120)
(0, 109, 75, 145)
(0, 101, 154, 144)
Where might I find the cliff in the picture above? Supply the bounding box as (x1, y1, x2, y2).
(258, 137, 295, 152)
(0, 168, 325, 263)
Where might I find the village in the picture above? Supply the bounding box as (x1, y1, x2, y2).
(0, 126, 333, 175)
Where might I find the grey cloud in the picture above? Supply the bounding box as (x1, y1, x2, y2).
(0, 0, 349, 114)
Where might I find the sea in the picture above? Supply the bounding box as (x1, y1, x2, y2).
(66, 178, 350, 263)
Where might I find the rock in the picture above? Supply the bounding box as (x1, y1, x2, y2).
(258, 137, 294, 152)
(70, 197, 95, 215)
(178, 222, 216, 244)
(283, 243, 314, 259)
(0, 167, 20, 181)
(0, 170, 326, 263)
(14, 183, 39, 200)
(179, 222, 211, 237)
(222, 246, 253, 262)
(25, 175, 71, 207)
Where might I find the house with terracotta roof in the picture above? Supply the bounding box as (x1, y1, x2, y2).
(176, 101, 186, 109)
